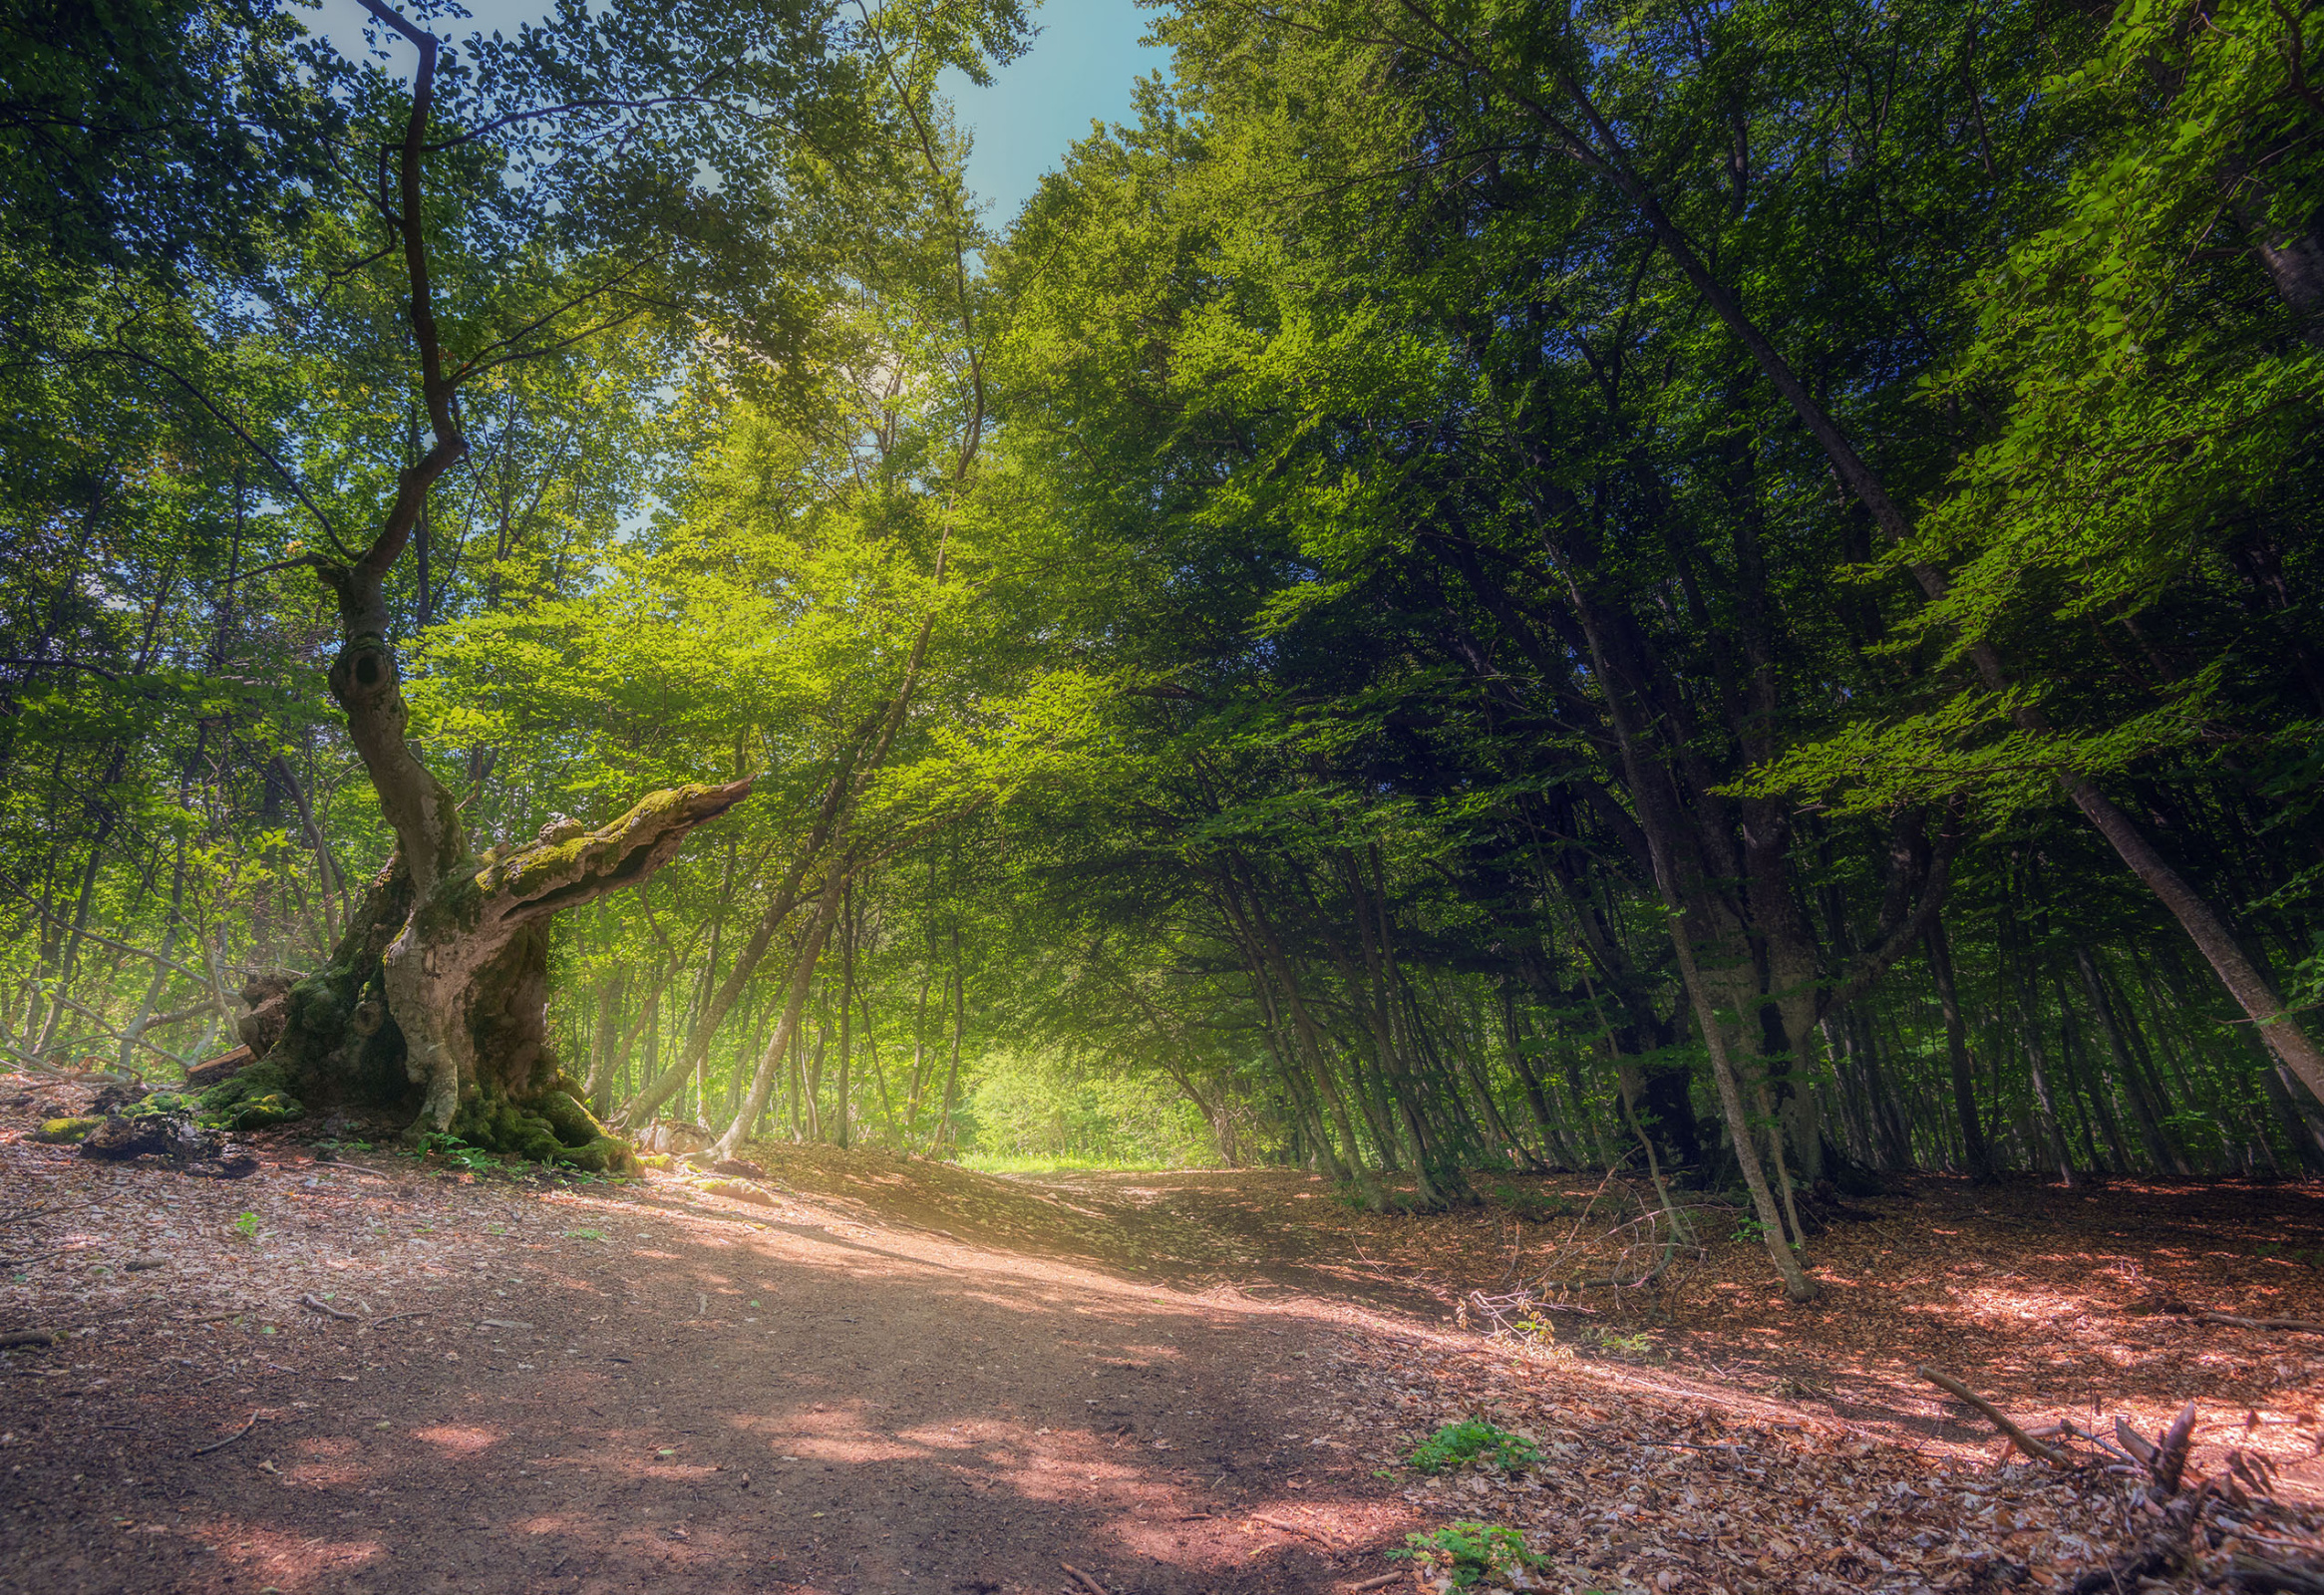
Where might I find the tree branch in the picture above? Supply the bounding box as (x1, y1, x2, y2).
(89, 348, 348, 554)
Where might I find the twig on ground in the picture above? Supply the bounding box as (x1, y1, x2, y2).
(1251, 1513, 1340, 1548)
(2195, 1310, 2324, 1334)
(300, 1294, 358, 1322)
(1060, 1561, 1111, 1595)
(2055, 1419, 2141, 1465)
(0, 1248, 79, 1269)
(189, 1411, 260, 1456)
(1494, 1214, 1523, 1287)
(0, 1328, 62, 1348)
(1347, 1575, 1403, 1592)
(1916, 1366, 2075, 1466)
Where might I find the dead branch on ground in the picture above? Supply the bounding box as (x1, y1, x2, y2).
(188, 1411, 260, 1456)
(1916, 1366, 2076, 1466)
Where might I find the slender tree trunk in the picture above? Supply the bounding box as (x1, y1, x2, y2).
(834, 882, 854, 1148)
(711, 864, 846, 1163)
(2077, 945, 2189, 1175)
(926, 926, 966, 1154)
(2011, 982, 2077, 1186)
(1923, 916, 1995, 1181)
(582, 967, 625, 1116)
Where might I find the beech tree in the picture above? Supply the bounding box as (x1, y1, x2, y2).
(149, 0, 1029, 1160)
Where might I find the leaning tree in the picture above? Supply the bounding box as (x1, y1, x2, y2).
(196, 0, 1025, 1164)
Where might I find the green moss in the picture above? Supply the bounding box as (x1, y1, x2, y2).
(34, 1116, 101, 1144)
(122, 1092, 195, 1120)
(201, 1058, 303, 1120)
(532, 1089, 601, 1146)
(553, 1133, 636, 1174)
(227, 1092, 303, 1128)
(446, 1090, 634, 1173)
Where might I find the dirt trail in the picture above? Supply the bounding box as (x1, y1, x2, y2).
(9, 1109, 2324, 1595)
(0, 1139, 1423, 1595)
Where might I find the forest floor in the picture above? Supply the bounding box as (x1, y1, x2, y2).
(4, 1081, 2324, 1593)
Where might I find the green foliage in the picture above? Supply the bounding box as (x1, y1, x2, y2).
(1407, 1421, 1542, 1476)
(415, 1132, 501, 1174)
(1393, 1521, 1545, 1587)
(230, 1211, 260, 1240)
(957, 1052, 1213, 1168)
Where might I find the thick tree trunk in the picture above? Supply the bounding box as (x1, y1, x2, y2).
(204, 781, 753, 1165)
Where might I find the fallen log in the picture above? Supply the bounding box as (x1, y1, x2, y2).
(182, 1046, 254, 1089)
(1916, 1366, 2075, 1466)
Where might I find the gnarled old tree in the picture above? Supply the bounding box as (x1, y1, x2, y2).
(195, 0, 873, 1163)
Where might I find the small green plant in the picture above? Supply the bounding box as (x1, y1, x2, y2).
(563, 1228, 606, 1241)
(1392, 1521, 1544, 1587)
(416, 1131, 500, 1173)
(231, 1211, 260, 1240)
(1407, 1420, 1542, 1475)
(1585, 1326, 1655, 1358)
(1732, 1213, 1767, 1244)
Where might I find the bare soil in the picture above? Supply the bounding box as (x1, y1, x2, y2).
(4, 1085, 2324, 1594)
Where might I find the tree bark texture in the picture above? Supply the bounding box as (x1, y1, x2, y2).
(204, 781, 754, 1165)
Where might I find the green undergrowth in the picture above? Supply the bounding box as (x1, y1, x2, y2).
(1407, 1419, 1542, 1475)
(1394, 1522, 1545, 1588)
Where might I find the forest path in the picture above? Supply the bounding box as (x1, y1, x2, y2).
(0, 1136, 1430, 1595)
(11, 1112, 2324, 1595)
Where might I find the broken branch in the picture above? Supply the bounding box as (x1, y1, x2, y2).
(2153, 1400, 2197, 1495)
(1916, 1365, 2075, 1466)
